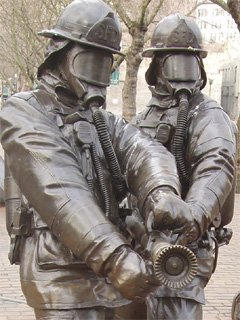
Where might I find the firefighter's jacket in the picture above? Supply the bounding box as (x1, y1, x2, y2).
(133, 91, 237, 232)
(0, 80, 180, 309)
(131, 90, 237, 304)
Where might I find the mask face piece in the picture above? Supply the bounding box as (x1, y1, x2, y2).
(154, 53, 202, 96)
(70, 46, 113, 87)
(59, 43, 113, 103)
(161, 54, 201, 82)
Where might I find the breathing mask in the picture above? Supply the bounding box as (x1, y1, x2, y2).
(155, 53, 202, 97)
(58, 43, 113, 106)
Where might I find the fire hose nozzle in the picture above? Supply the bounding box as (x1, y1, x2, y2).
(151, 237, 198, 289)
(126, 214, 198, 289)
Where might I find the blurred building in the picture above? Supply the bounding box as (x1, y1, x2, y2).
(106, 2, 240, 117)
(196, 1, 240, 44)
(195, 1, 240, 120)
(0, 155, 4, 204)
(221, 59, 240, 122)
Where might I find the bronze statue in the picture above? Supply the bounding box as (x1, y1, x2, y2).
(130, 13, 237, 320)
(232, 290, 240, 320)
(0, 2, 202, 320)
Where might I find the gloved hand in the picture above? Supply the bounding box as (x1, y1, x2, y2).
(143, 188, 200, 245)
(103, 246, 158, 301)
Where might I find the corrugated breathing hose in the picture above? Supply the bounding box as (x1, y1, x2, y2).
(91, 103, 126, 201)
(172, 92, 190, 187)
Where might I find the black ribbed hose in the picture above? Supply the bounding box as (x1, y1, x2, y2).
(90, 143, 110, 218)
(172, 93, 190, 187)
(90, 103, 126, 201)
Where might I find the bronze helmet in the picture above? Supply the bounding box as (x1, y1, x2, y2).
(144, 14, 207, 88)
(143, 13, 207, 58)
(38, 0, 123, 77)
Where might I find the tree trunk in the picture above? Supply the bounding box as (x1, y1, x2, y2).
(122, 54, 142, 121)
(122, 27, 145, 122)
(236, 116, 240, 193)
(228, 0, 240, 31)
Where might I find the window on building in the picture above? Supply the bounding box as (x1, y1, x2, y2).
(224, 68, 227, 81)
(211, 33, 216, 41)
(234, 66, 237, 84)
(110, 69, 119, 85)
(201, 21, 207, 29)
(198, 9, 208, 17)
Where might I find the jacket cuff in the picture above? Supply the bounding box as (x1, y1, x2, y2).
(52, 201, 129, 275)
(137, 177, 181, 213)
(189, 203, 212, 235)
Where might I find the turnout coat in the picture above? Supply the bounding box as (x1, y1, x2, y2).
(0, 78, 181, 310)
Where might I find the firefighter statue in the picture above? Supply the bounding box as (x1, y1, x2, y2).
(0, 3, 201, 320)
(130, 13, 237, 320)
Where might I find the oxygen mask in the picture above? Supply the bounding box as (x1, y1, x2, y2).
(58, 43, 112, 108)
(158, 53, 203, 187)
(156, 53, 202, 98)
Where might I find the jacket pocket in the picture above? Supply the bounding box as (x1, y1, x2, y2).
(36, 229, 85, 270)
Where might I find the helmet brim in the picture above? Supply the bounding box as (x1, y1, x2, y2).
(38, 30, 125, 56)
(142, 47, 208, 59)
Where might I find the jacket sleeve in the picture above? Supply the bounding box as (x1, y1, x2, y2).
(0, 93, 129, 275)
(105, 112, 181, 212)
(185, 105, 237, 233)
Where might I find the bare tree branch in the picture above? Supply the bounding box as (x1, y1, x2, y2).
(210, 0, 230, 12)
(0, 0, 205, 120)
(139, 0, 152, 26)
(207, 0, 240, 31)
(0, 0, 70, 91)
(147, 0, 165, 25)
(106, 0, 133, 29)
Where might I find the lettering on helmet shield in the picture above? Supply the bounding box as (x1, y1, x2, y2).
(167, 19, 197, 48)
(95, 24, 118, 44)
(86, 14, 121, 50)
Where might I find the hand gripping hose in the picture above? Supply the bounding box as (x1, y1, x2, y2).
(126, 214, 198, 289)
